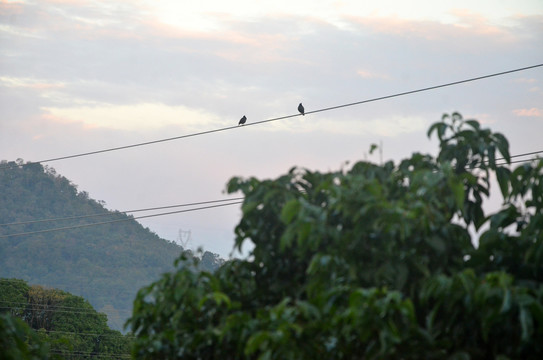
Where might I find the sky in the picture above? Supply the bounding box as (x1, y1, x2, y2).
(1, 0, 542, 258)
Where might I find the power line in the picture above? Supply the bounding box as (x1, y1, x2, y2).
(0, 305, 120, 316)
(0, 309, 132, 336)
(0, 201, 243, 239)
(1, 148, 541, 227)
(46, 329, 134, 338)
(304, 64, 543, 115)
(0, 278, 152, 302)
(506, 150, 543, 160)
(2, 156, 539, 240)
(50, 349, 131, 359)
(0, 63, 541, 171)
(474, 151, 543, 168)
(0, 197, 244, 227)
(50, 352, 130, 359)
(0, 152, 541, 231)
(495, 157, 543, 167)
(0, 300, 132, 314)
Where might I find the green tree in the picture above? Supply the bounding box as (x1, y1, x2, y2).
(128, 113, 543, 359)
(0, 279, 132, 359)
(0, 278, 30, 318)
(0, 312, 51, 360)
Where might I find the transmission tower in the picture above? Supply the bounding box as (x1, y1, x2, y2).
(177, 229, 192, 250)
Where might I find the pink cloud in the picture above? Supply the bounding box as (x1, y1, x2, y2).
(471, 113, 494, 125)
(513, 108, 543, 117)
(29, 83, 65, 90)
(0, 77, 65, 90)
(0, 0, 23, 13)
(40, 0, 89, 4)
(346, 11, 516, 44)
(514, 77, 537, 84)
(356, 70, 390, 80)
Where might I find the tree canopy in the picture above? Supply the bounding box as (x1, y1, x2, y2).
(0, 278, 132, 359)
(128, 112, 543, 359)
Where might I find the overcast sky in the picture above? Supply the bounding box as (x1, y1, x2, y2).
(1, 0, 542, 258)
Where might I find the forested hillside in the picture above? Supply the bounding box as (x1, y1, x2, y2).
(0, 159, 223, 330)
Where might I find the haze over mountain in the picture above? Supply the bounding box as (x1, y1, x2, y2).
(0, 159, 224, 330)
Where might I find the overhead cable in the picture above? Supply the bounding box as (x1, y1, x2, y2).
(0, 63, 541, 170)
(1, 153, 542, 231)
(0, 201, 243, 239)
(0, 197, 244, 227)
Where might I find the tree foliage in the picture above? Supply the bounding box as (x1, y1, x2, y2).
(128, 112, 543, 359)
(0, 278, 132, 359)
(0, 312, 51, 360)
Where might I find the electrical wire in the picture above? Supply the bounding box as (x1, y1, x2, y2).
(0, 305, 122, 316)
(0, 197, 244, 227)
(49, 349, 131, 359)
(3, 156, 540, 240)
(0, 63, 541, 171)
(0, 300, 132, 314)
(44, 330, 134, 338)
(495, 157, 543, 167)
(49, 352, 130, 359)
(505, 150, 543, 161)
(1, 149, 541, 228)
(0, 200, 243, 239)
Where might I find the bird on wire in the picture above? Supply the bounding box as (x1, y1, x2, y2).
(298, 103, 305, 116)
(238, 115, 247, 125)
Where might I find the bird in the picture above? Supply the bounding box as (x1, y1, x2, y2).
(298, 103, 305, 116)
(238, 115, 247, 125)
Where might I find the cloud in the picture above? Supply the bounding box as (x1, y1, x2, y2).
(0, 76, 65, 90)
(42, 103, 224, 131)
(264, 114, 427, 137)
(356, 70, 390, 80)
(348, 115, 427, 137)
(514, 77, 538, 84)
(513, 108, 543, 117)
(2, 0, 542, 258)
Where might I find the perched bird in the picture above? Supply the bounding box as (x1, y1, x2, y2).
(298, 103, 305, 116)
(238, 115, 247, 125)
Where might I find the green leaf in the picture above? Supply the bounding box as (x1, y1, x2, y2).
(212, 291, 231, 308)
(427, 122, 448, 140)
(494, 133, 511, 163)
(519, 306, 534, 342)
(280, 227, 295, 250)
(245, 331, 270, 356)
(487, 145, 496, 169)
(496, 166, 511, 198)
(280, 199, 301, 224)
(464, 119, 481, 131)
(242, 201, 259, 215)
(500, 289, 512, 313)
(296, 222, 312, 245)
(425, 236, 446, 254)
(449, 178, 465, 209)
(198, 291, 231, 309)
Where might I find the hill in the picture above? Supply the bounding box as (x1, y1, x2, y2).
(0, 159, 223, 330)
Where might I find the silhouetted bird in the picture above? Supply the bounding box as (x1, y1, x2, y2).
(238, 115, 247, 125)
(298, 103, 305, 116)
